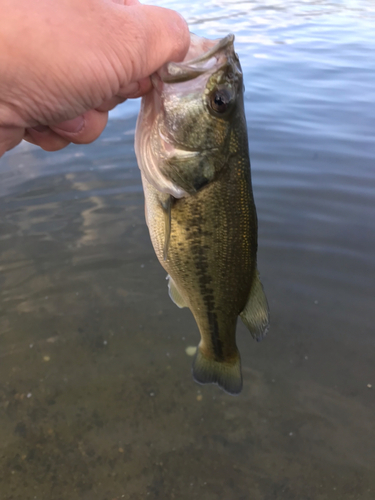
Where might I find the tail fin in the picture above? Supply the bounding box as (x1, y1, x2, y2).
(192, 346, 242, 395)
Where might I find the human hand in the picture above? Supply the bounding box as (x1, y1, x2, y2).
(0, 0, 189, 157)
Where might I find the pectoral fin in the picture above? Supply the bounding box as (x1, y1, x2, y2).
(161, 195, 172, 261)
(168, 276, 187, 308)
(240, 270, 270, 341)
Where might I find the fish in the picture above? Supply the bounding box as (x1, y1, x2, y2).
(134, 33, 269, 395)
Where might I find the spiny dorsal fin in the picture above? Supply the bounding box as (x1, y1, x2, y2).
(161, 195, 172, 261)
(240, 270, 269, 341)
(168, 275, 187, 308)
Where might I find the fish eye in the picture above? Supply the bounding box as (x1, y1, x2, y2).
(209, 89, 232, 115)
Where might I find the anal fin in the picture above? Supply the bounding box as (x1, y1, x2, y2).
(168, 275, 187, 308)
(240, 270, 270, 341)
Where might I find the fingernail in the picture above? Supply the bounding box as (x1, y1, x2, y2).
(53, 116, 85, 134)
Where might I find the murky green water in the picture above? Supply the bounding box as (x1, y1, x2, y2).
(1, 1, 374, 499)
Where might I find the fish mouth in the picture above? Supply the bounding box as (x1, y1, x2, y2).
(155, 33, 237, 85)
(149, 33, 239, 154)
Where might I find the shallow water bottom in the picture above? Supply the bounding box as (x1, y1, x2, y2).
(0, 133, 374, 498)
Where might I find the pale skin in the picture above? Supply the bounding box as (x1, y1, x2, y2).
(0, 0, 190, 157)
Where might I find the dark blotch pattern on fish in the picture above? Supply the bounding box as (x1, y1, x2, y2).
(189, 210, 224, 361)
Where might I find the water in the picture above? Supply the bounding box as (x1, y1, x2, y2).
(0, 1, 374, 498)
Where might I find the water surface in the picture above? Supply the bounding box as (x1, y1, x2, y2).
(0, 1, 374, 499)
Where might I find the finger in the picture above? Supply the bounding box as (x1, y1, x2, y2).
(24, 126, 71, 151)
(117, 77, 152, 99)
(96, 75, 152, 111)
(110, 5, 190, 82)
(51, 109, 108, 145)
(113, 0, 139, 5)
(136, 6, 190, 65)
(96, 95, 127, 112)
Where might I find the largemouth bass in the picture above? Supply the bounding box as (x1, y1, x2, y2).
(135, 34, 269, 395)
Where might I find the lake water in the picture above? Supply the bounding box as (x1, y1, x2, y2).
(0, 1, 374, 499)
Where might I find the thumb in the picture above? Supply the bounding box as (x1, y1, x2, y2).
(109, 4, 190, 83)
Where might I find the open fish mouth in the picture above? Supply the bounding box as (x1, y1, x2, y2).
(156, 34, 236, 84)
(150, 32, 240, 147)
